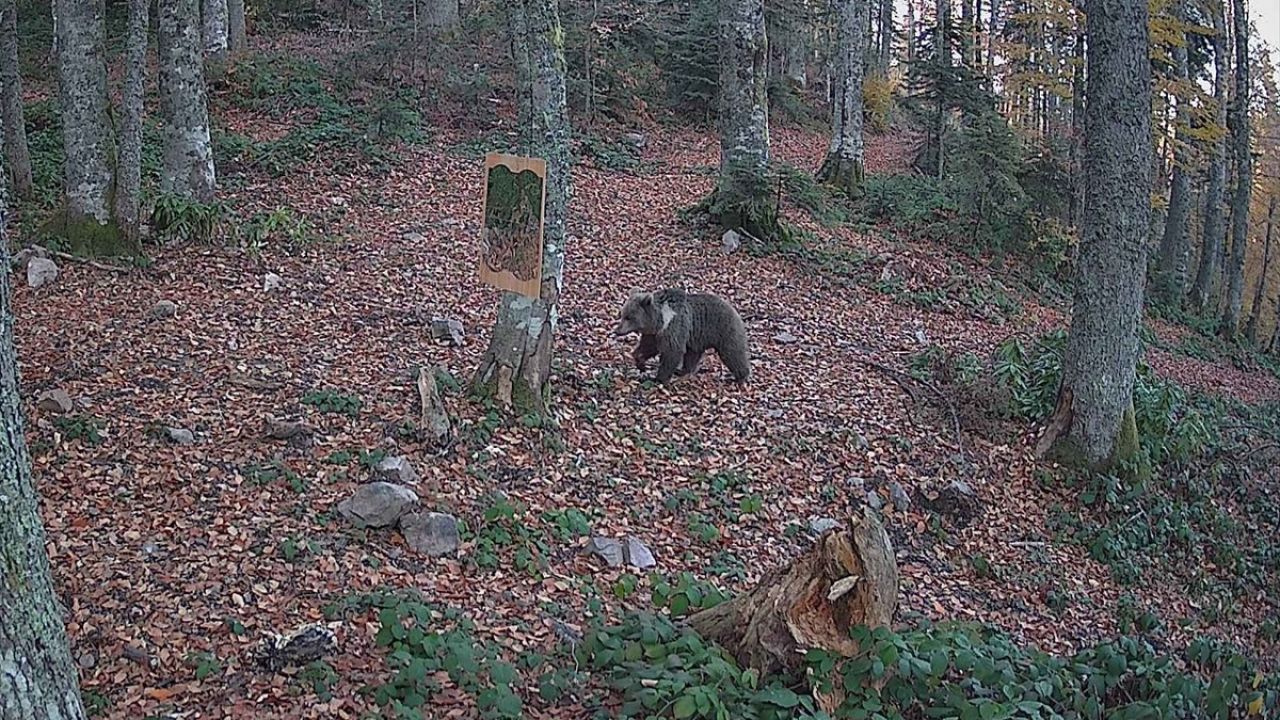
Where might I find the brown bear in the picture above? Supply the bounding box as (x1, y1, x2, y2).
(612, 288, 750, 383)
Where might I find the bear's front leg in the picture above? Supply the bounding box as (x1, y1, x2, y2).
(633, 334, 659, 370)
(655, 338, 683, 383)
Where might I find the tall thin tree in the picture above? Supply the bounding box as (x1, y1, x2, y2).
(202, 0, 229, 71)
(1219, 0, 1251, 336)
(1037, 0, 1152, 469)
(817, 0, 868, 195)
(472, 0, 571, 414)
(158, 0, 216, 202)
(228, 0, 247, 54)
(1154, 0, 1193, 304)
(1189, 0, 1228, 311)
(0, 194, 89, 720)
(1246, 195, 1276, 345)
(0, 0, 32, 198)
(114, 0, 148, 242)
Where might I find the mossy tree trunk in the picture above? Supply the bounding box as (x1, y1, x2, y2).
(472, 0, 570, 417)
(1153, 0, 1192, 306)
(1218, 0, 1250, 338)
(0, 0, 32, 199)
(709, 0, 776, 241)
(201, 0, 229, 75)
(816, 0, 867, 197)
(1189, 0, 1228, 313)
(0, 197, 89, 720)
(1037, 0, 1151, 472)
(53, 0, 131, 256)
(114, 0, 148, 243)
(227, 0, 247, 54)
(687, 509, 899, 681)
(159, 0, 216, 203)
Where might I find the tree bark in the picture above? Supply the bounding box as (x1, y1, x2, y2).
(0, 0, 31, 198)
(1246, 196, 1276, 346)
(227, 0, 246, 54)
(1154, 3, 1192, 305)
(472, 0, 571, 416)
(201, 0, 228, 73)
(687, 508, 898, 679)
(934, 0, 950, 179)
(876, 0, 892, 75)
(1219, 0, 1250, 337)
(114, 0, 148, 243)
(424, 0, 459, 33)
(907, 0, 916, 65)
(1039, 0, 1151, 471)
(0, 197, 89, 720)
(816, 0, 867, 197)
(159, 0, 216, 203)
(1189, 0, 1228, 312)
(711, 0, 774, 238)
(52, 0, 128, 255)
(1069, 23, 1085, 229)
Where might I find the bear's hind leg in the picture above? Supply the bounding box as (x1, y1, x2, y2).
(678, 349, 705, 376)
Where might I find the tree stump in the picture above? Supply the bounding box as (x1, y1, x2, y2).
(687, 507, 899, 677)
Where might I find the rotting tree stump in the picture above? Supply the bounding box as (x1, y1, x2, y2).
(687, 507, 899, 678)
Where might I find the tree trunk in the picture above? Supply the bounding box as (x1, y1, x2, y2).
(51, 0, 129, 256)
(877, 0, 892, 75)
(1154, 4, 1192, 306)
(687, 508, 898, 680)
(906, 0, 916, 64)
(227, 0, 246, 54)
(472, 0, 571, 416)
(114, 0, 147, 243)
(986, 0, 999, 80)
(1219, 0, 1250, 338)
(960, 0, 973, 65)
(424, 0, 459, 33)
(1038, 0, 1151, 471)
(1246, 196, 1276, 346)
(710, 0, 774, 239)
(0, 0, 31, 198)
(201, 0, 228, 73)
(935, 0, 950, 179)
(159, 0, 216, 202)
(1189, 1, 1228, 312)
(816, 0, 867, 197)
(0, 198, 89, 720)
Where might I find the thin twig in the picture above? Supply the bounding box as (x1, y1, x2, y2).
(51, 250, 135, 274)
(849, 352, 965, 461)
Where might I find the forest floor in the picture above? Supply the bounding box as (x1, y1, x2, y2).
(12, 40, 1280, 720)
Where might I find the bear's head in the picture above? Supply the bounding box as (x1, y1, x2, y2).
(612, 290, 658, 337)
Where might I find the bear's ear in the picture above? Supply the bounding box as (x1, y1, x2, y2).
(629, 289, 652, 305)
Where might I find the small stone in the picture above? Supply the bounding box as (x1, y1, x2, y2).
(404, 231, 428, 244)
(889, 481, 912, 512)
(27, 257, 58, 289)
(400, 511, 461, 557)
(151, 300, 178, 319)
(77, 652, 96, 670)
(263, 272, 283, 292)
(623, 535, 656, 569)
(337, 482, 419, 528)
(165, 427, 195, 445)
(36, 389, 73, 414)
(264, 415, 310, 440)
(773, 331, 799, 345)
(12, 245, 51, 270)
(430, 317, 465, 346)
(374, 455, 419, 484)
(865, 490, 884, 510)
(587, 536, 625, 568)
(809, 517, 841, 535)
(913, 327, 929, 345)
(622, 131, 647, 147)
(721, 229, 741, 254)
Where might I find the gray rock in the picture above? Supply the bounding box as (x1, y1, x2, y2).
(809, 517, 842, 535)
(375, 455, 419, 484)
(587, 536, 625, 568)
(774, 331, 799, 345)
(27, 257, 58, 289)
(36, 389, 73, 414)
(430, 317, 465, 346)
(721, 229, 741, 254)
(865, 490, 884, 511)
(263, 272, 283, 292)
(152, 300, 179, 319)
(623, 535, 656, 569)
(12, 245, 51, 270)
(622, 131, 647, 148)
(165, 427, 195, 445)
(404, 231, 428, 244)
(400, 511, 460, 557)
(337, 482, 419, 528)
(889, 481, 912, 512)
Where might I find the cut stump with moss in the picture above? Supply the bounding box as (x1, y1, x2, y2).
(686, 507, 899, 678)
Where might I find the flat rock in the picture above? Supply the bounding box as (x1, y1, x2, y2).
(12, 246, 51, 270)
(263, 272, 283, 292)
(587, 536, 625, 568)
(865, 490, 884, 510)
(36, 389, 73, 414)
(889, 481, 912, 512)
(374, 455, 419, 484)
(337, 482, 419, 528)
(165, 427, 195, 445)
(400, 511, 460, 557)
(430, 317, 465, 346)
(152, 300, 179, 319)
(808, 517, 842, 535)
(27, 257, 58, 289)
(721, 229, 741, 254)
(623, 535, 656, 569)
(773, 331, 799, 345)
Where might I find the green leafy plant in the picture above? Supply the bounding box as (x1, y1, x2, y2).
(53, 414, 105, 445)
(151, 193, 225, 244)
(302, 389, 362, 417)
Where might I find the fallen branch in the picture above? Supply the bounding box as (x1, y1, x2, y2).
(51, 250, 136, 274)
(849, 353, 963, 461)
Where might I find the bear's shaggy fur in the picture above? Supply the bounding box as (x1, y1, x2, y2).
(612, 288, 750, 383)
